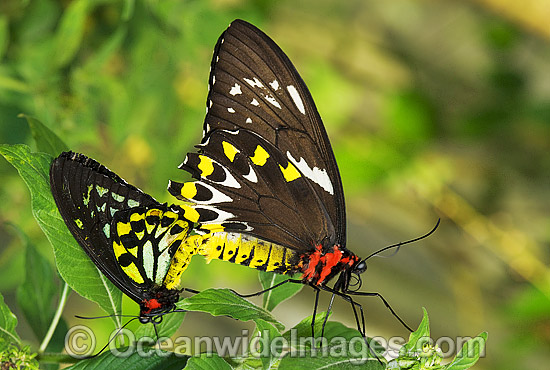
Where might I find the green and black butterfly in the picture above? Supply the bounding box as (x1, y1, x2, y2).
(169, 19, 437, 342)
(50, 151, 196, 323)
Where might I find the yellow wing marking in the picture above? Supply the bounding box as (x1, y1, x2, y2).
(250, 145, 269, 166)
(121, 262, 144, 284)
(279, 162, 301, 182)
(181, 205, 200, 223)
(117, 222, 132, 236)
(222, 141, 239, 162)
(198, 155, 215, 177)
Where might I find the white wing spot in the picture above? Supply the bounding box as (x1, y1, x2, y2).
(212, 75, 216, 85)
(230, 83, 242, 96)
(246, 117, 252, 124)
(209, 100, 213, 108)
(264, 94, 281, 109)
(270, 80, 280, 90)
(287, 152, 334, 195)
(251, 99, 260, 106)
(198, 206, 235, 224)
(195, 182, 233, 204)
(143, 240, 154, 280)
(243, 165, 258, 183)
(287, 85, 306, 115)
(227, 107, 235, 113)
(243, 77, 264, 88)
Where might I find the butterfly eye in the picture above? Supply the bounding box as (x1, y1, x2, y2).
(139, 316, 151, 324)
(353, 261, 367, 274)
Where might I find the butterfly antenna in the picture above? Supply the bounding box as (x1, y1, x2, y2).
(84, 317, 139, 358)
(75, 314, 140, 320)
(363, 219, 440, 262)
(153, 319, 160, 345)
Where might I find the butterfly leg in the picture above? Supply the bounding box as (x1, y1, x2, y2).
(320, 292, 335, 340)
(346, 290, 413, 332)
(311, 288, 320, 340)
(318, 285, 382, 363)
(229, 278, 303, 298)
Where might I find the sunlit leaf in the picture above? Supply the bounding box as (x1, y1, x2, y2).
(445, 332, 487, 370)
(176, 288, 284, 331)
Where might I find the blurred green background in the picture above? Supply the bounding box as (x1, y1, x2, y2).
(1, 0, 549, 368)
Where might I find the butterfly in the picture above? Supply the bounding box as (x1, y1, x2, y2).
(168, 19, 437, 344)
(50, 151, 198, 323)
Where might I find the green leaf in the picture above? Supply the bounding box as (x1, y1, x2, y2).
(53, 0, 91, 67)
(0, 292, 20, 352)
(184, 353, 232, 370)
(16, 240, 57, 340)
(254, 319, 282, 369)
(400, 307, 430, 356)
(258, 271, 302, 311)
(282, 312, 330, 345)
(279, 317, 381, 368)
(445, 332, 487, 370)
(0, 144, 122, 323)
(177, 288, 284, 331)
(134, 310, 186, 341)
(65, 349, 189, 370)
(279, 354, 382, 370)
(20, 114, 69, 157)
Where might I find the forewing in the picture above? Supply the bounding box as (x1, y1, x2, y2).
(173, 19, 346, 249)
(169, 128, 335, 251)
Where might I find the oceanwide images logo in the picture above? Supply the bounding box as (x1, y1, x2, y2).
(65, 325, 485, 362)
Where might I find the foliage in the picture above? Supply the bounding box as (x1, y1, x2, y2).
(0, 343, 39, 370)
(0, 122, 485, 370)
(3, 0, 548, 368)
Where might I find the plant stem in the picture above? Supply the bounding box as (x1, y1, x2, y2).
(36, 352, 79, 364)
(39, 282, 70, 354)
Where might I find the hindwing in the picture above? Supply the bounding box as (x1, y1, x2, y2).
(50, 152, 191, 307)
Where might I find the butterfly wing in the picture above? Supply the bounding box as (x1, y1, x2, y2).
(50, 152, 191, 305)
(170, 19, 346, 252)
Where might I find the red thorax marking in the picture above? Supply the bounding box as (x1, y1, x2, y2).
(301, 245, 356, 285)
(302, 245, 322, 280)
(317, 246, 343, 284)
(143, 298, 162, 313)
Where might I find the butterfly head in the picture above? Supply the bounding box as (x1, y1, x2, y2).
(331, 254, 367, 293)
(138, 287, 180, 323)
